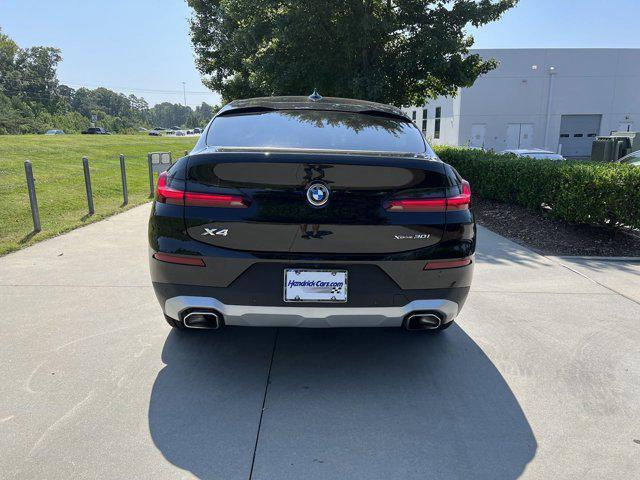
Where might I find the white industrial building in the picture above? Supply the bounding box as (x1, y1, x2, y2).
(403, 49, 640, 157)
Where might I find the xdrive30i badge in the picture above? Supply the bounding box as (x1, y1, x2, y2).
(306, 183, 330, 207)
(395, 233, 431, 240)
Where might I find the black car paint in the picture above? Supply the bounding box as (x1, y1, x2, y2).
(149, 153, 475, 261)
(183, 152, 450, 253)
(149, 96, 475, 322)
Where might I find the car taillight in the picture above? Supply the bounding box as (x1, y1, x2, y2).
(156, 171, 184, 205)
(183, 192, 247, 208)
(386, 180, 471, 212)
(156, 171, 248, 208)
(447, 180, 471, 211)
(386, 198, 447, 212)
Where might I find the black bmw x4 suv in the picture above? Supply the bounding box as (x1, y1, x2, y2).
(149, 95, 475, 332)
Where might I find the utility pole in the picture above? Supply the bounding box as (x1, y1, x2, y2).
(182, 82, 187, 107)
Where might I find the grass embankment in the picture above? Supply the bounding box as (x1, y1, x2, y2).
(0, 134, 197, 255)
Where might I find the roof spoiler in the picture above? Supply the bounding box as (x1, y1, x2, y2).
(216, 106, 409, 122)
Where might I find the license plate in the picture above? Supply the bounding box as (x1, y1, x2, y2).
(284, 269, 348, 303)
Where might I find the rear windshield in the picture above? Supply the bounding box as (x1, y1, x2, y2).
(206, 110, 431, 154)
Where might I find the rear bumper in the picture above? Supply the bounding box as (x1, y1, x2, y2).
(150, 248, 473, 328)
(163, 295, 459, 328)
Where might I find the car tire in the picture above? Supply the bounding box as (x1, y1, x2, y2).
(164, 314, 187, 330)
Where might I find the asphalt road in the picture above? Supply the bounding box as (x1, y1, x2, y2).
(1, 204, 639, 479)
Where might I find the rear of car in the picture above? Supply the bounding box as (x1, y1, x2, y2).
(149, 96, 475, 332)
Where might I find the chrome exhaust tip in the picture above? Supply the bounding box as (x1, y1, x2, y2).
(404, 312, 442, 331)
(182, 310, 222, 330)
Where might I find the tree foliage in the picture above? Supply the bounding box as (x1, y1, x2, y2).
(188, 0, 518, 105)
(0, 27, 219, 134)
(1, 27, 63, 114)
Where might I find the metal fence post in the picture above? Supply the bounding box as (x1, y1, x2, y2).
(82, 156, 94, 215)
(147, 153, 154, 198)
(119, 154, 128, 205)
(24, 160, 41, 232)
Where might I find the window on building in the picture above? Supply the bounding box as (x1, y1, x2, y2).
(421, 109, 427, 134)
(434, 107, 441, 139)
(411, 110, 417, 121)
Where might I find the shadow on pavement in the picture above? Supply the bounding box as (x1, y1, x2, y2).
(148, 327, 277, 480)
(149, 326, 536, 480)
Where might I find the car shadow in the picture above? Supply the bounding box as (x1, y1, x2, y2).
(149, 326, 536, 480)
(148, 327, 276, 480)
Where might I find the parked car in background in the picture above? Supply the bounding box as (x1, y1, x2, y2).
(81, 127, 109, 135)
(44, 129, 65, 135)
(149, 95, 475, 333)
(175, 130, 186, 136)
(193, 128, 202, 134)
(149, 130, 162, 136)
(186, 130, 194, 135)
(500, 149, 565, 161)
(618, 150, 640, 166)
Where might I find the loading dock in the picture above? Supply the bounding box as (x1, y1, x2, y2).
(559, 115, 602, 157)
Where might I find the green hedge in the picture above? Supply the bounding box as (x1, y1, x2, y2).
(435, 146, 640, 229)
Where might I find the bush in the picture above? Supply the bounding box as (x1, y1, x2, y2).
(435, 146, 640, 230)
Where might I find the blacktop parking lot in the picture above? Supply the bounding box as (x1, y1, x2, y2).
(1, 204, 639, 479)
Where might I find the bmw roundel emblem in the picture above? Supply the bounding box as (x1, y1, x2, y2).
(306, 183, 330, 207)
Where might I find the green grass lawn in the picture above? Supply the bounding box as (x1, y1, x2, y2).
(0, 134, 197, 255)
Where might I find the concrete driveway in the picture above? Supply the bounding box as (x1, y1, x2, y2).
(1, 204, 638, 479)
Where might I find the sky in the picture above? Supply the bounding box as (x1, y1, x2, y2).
(2, 0, 640, 107)
(1, 0, 221, 107)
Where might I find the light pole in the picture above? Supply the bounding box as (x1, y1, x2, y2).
(543, 66, 557, 151)
(182, 82, 187, 107)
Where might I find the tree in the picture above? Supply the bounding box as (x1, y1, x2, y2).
(0, 27, 219, 133)
(15, 46, 63, 113)
(0, 27, 63, 113)
(0, 28, 20, 90)
(188, 0, 517, 106)
(148, 102, 193, 128)
(128, 94, 150, 122)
